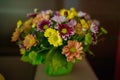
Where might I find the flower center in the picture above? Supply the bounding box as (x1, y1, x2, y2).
(43, 25, 49, 30)
(30, 39, 34, 45)
(53, 36, 58, 41)
(61, 28, 67, 34)
(70, 47, 76, 53)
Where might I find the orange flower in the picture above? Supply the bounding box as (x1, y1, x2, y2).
(23, 34, 37, 49)
(62, 40, 84, 62)
(21, 18, 33, 33)
(11, 28, 21, 42)
(33, 13, 49, 25)
(74, 23, 85, 35)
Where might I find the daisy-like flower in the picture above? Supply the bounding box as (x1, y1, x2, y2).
(74, 23, 85, 35)
(60, 8, 77, 19)
(11, 28, 21, 42)
(80, 19, 89, 31)
(90, 20, 99, 33)
(67, 19, 77, 27)
(44, 28, 56, 37)
(78, 11, 87, 17)
(62, 40, 84, 62)
(51, 15, 66, 24)
(23, 34, 37, 49)
(33, 13, 50, 25)
(45, 29, 62, 47)
(37, 20, 51, 32)
(21, 18, 33, 32)
(58, 24, 74, 40)
(20, 48, 26, 55)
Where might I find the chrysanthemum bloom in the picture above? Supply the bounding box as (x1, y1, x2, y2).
(74, 23, 85, 35)
(21, 18, 33, 32)
(33, 13, 50, 25)
(20, 48, 26, 55)
(62, 40, 84, 62)
(44, 28, 56, 37)
(37, 20, 51, 32)
(58, 24, 74, 40)
(67, 19, 77, 27)
(11, 28, 21, 42)
(45, 29, 62, 47)
(90, 20, 99, 34)
(60, 8, 77, 19)
(51, 15, 67, 29)
(80, 19, 89, 31)
(23, 34, 37, 49)
(51, 15, 66, 24)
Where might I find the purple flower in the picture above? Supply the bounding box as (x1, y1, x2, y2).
(37, 20, 51, 32)
(58, 24, 74, 40)
(67, 19, 77, 27)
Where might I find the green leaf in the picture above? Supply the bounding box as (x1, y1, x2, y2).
(29, 51, 37, 60)
(84, 33, 92, 45)
(88, 50, 94, 56)
(21, 50, 46, 65)
(101, 27, 108, 34)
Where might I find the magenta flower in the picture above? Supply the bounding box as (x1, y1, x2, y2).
(58, 24, 74, 40)
(37, 20, 51, 32)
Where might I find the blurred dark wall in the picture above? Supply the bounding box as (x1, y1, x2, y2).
(0, 0, 120, 80)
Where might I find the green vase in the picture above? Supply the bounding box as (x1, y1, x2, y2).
(45, 62, 73, 76)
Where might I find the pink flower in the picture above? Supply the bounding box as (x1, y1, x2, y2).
(67, 19, 77, 27)
(90, 20, 99, 33)
(51, 15, 66, 24)
(62, 40, 84, 62)
(58, 24, 74, 40)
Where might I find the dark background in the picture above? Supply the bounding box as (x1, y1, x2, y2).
(0, 0, 120, 80)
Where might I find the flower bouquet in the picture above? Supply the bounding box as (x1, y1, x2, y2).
(11, 8, 107, 76)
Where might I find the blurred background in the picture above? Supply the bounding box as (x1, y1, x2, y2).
(0, 0, 120, 80)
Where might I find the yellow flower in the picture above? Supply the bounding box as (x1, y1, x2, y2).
(80, 19, 89, 30)
(68, 8, 77, 19)
(60, 9, 68, 16)
(17, 20, 22, 28)
(60, 8, 77, 19)
(23, 34, 37, 49)
(20, 48, 26, 55)
(33, 13, 50, 25)
(48, 31, 62, 47)
(44, 28, 56, 37)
